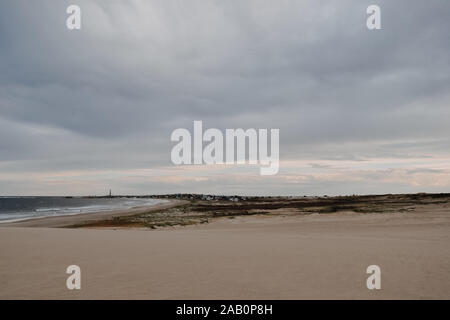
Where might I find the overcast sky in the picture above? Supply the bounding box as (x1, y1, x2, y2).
(0, 0, 449, 196)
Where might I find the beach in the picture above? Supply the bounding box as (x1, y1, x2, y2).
(0, 195, 449, 299)
(0, 199, 184, 228)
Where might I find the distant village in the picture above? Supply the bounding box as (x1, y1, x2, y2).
(85, 189, 349, 201)
(147, 194, 253, 202)
(91, 192, 263, 202)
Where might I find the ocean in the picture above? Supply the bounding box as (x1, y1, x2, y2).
(0, 197, 166, 223)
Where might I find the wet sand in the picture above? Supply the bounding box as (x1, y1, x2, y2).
(0, 200, 449, 299)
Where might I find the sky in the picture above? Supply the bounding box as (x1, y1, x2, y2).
(0, 0, 449, 196)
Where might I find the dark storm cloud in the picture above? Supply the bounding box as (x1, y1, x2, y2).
(0, 0, 449, 194)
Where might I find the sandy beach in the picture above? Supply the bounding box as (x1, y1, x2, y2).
(0, 195, 449, 299)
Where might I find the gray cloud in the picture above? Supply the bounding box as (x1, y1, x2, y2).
(0, 0, 449, 195)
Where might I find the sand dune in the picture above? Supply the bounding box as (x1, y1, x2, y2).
(0, 201, 449, 299)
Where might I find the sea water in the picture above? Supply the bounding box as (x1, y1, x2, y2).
(0, 197, 166, 223)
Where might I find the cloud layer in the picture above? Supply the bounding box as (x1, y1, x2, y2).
(1, 0, 449, 195)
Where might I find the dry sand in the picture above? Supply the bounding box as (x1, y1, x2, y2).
(0, 202, 449, 299)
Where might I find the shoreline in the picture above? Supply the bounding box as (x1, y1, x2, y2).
(1, 199, 186, 228)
